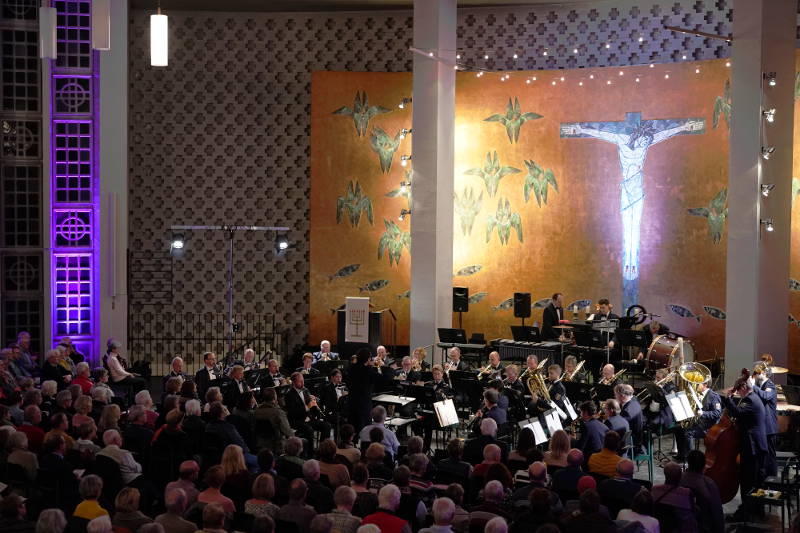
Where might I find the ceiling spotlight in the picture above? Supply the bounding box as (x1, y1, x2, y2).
(526, 79, 531, 84)
(589, 74, 594, 79)
(605, 43, 611, 49)
(543, 50, 548, 56)
(765, 72, 777, 87)
(761, 183, 775, 197)
(398, 98, 412, 109)
(171, 233, 185, 250)
(695, 68, 700, 74)
(761, 218, 775, 232)
(649, 63, 655, 68)
(551, 81, 556, 86)
(725, 61, 731, 67)
(638, 36, 644, 42)
(763, 108, 776, 123)
(664, 74, 670, 79)
(513, 53, 518, 59)
(761, 146, 776, 160)
(560, 76, 565, 82)
(618, 70, 624, 76)
(635, 77, 640, 83)
(579, 81, 583, 86)
(274, 234, 289, 253)
(428, 51, 434, 57)
(606, 80, 612, 85)
(399, 128, 412, 139)
(400, 155, 411, 167)
(681, 55, 687, 60)
(532, 76, 537, 81)
(573, 48, 578, 54)
(484, 54, 489, 59)
(398, 209, 411, 221)
(456, 53, 461, 59)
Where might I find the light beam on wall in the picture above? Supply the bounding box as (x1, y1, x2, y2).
(39, 7, 57, 59)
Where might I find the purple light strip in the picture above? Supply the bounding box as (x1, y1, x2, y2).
(50, 0, 99, 361)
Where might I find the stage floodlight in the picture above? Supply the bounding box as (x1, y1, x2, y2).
(171, 233, 185, 250)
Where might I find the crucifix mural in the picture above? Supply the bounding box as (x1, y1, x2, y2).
(560, 112, 706, 310)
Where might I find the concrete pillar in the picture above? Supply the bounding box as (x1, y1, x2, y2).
(409, 0, 456, 353)
(98, 0, 129, 353)
(725, 0, 794, 385)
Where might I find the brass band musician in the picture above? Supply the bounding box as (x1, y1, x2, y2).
(411, 347, 430, 371)
(673, 378, 721, 461)
(751, 356, 778, 477)
(296, 353, 320, 376)
(615, 383, 645, 455)
(446, 347, 470, 372)
(602, 399, 629, 436)
(478, 351, 505, 381)
(592, 364, 620, 402)
(563, 355, 589, 384)
(394, 356, 422, 385)
(312, 340, 339, 364)
(265, 359, 286, 388)
(502, 365, 526, 396)
(546, 364, 568, 415)
(425, 364, 453, 399)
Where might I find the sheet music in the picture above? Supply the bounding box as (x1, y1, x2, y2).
(666, 391, 692, 422)
(524, 420, 548, 444)
(550, 400, 568, 421)
(433, 399, 459, 427)
(544, 409, 563, 434)
(564, 398, 578, 420)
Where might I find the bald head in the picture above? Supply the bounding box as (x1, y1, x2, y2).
(483, 444, 501, 462)
(616, 459, 634, 479)
(529, 461, 547, 484)
(567, 448, 584, 467)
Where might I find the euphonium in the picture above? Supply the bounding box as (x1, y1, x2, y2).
(677, 362, 711, 427)
(527, 371, 551, 403)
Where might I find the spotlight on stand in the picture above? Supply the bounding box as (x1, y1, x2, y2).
(764, 72, 777, 87)
(274, 234, 290, 254)
(761, 146, 775, 160)
(398, 98, 412, 109)
(763, 108, 776, 123)
(398, 209, 412, 221)
(760, 184, 775, 197)
(761, 218, 775, 232)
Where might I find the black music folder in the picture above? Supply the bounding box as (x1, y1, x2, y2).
(438, 328, 468, 343)
(510, 325, 541, 342)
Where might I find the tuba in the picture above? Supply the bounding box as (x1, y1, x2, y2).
(527, 371, 551, 403)
(677, 362, 712, 427)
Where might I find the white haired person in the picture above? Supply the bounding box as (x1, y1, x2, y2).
(313, 340, 339, 364)
(162, 356, 187, 393)
(419, 497, 456, 533)
(104, 339, 146, 393)
(360, 484, 410, 533)
(134, 390, 159, 428)
(36, 509, 67, 533)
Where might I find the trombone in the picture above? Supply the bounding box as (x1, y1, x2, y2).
(560, 359, 586, 382)
(477, 364, 493, 378)
(599, 368, 626, 386)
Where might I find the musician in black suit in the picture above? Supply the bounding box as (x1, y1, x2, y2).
(420, 365, 454, 450)
(223, 365, 250, 409)
(265, 359, 287, 388)
(674, 378, 721, 460)
(479, 351, 505, 381)
(542, 292, 564, 340)
(574, 401, 608, 461)
(162, 356, 188, 393)
(283, 372, 331, 445)
(502, 365, 526, 396)
(615, 383, 644, 454)
(346, 348, 389, 433)
(546, 364, 569, 415)
(474, 388, 507, 428)
(593, 298, 619, 321)
(445, 347, 470, 372)
(643, 367, 678, 428)
(752, 360, 778, 477)
(320, 369, 348, 434)
(194, 352, 221, 401)
(721, 375, 768, 518)
(602, 399, 629, 436)
(295, 353, 320, 376)
(592, 364, 619, 402)
(639, 320, 670, 358)
(393, 357, 421, 385)
(563, 355, 589, 384)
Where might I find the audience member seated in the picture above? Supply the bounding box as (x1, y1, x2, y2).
(198, 465, 236, 517)
(561, 476, 611, 518)
(97, 404, 121, 435)
(543, 429, 570, 469)
(361, 484, 411, 533)
(45, 413, 75, 450)
(574, 401, 608, 461)
(464, 418, 509, 466)
(86, 515, 113, 533)
(364, 442, 393, 482)
(165, 460, 200, 506)
(18, 405, 45, 453)
(561, 489, 618, 533)
(72, 395, 94, 430)
(511, 461, 562, 514)
(408, 453, 434, 494)
(358, 406, 400, 458)
(321, 486, 361, 533)
(155, 488, 196, 533)
(122, 405, 154, 458)
(469, 480, 511, 522)
(679, 450, 723, 533)
(277, 479, 317, 533)
(617, 489, 659, 533)
(181, 399, 206, 452)
(74, 475, 109, 521)
(318, 438, 351, 488)
(485, 516, 508, 533)
(73, 363, 94, 395)
(336, 424, 361, 465)
(587, 430, 622, 478)
(41, 350, 72, 390)
(7, 431, 38, 481)
(134, 390, 159, 428)
(97, 429, 143, 485)
(436, 438, 472, 485)
(38, 434, 80, 509)
(276, 436, 306, 480)
(205, 402, 250, 452)
(391, 466, 427, 529)
(350, 464, 378, 518)
(253, 388, 293, 454)
(470, 444, 504, 488)
(219, 444, 252, 511)
(0, 494, 35, 533)
(551, 449, 585, 501)
(419, 497, 457, 533)
(198, 503, 227, 533)
(303, 459, 335, 514)
(111, 487, 152, 532)
(597, 458, 642, 517)
(652, 462, 698, 533)
(245, 473, 280, 519)
(36, 509, 67, 533)
(509, 488, 560, 533)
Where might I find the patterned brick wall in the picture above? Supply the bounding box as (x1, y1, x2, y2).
(128, 1, 734, 347)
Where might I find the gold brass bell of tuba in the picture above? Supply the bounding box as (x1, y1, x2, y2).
(677, 361, 711, 427)
(527, 371, 551, 403)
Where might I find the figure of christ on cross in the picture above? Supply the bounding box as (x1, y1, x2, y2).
(560, 112, 705, 309)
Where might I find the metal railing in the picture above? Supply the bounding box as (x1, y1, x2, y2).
(127, 312, 287, 375)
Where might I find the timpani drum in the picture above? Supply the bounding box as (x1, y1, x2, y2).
(645, 334, 694, 371)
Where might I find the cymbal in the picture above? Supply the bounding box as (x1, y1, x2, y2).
(553, 325, 574, 330)
(770, 366, 789, 374)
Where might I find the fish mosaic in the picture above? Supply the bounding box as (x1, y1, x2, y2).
(328, 264, 360, 282)
(492, 297, 514, 311)
(455, 265, 483, 277)
(703, 306, 726, 320)
(469, 292, 489, 304)
(359, 279, 390, 293)
(666, 304, 702, 323)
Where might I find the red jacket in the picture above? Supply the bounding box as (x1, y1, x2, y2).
(361, 509, 410, 533)
(18, 424, 45, 453)
(73, 375, 93, 395)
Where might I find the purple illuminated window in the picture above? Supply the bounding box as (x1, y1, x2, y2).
(50, 0, 97, 360)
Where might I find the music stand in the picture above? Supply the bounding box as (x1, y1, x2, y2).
(593, 383, 615, 402)
(405, 384, 437, 405)
(574, 330, 604, 348)
(614, 328, 647, 365)
(438, 328, 468, 343)
(315, 360, 348, 377)
(511, 325, 541, 342)
(563, 381, 592, 402)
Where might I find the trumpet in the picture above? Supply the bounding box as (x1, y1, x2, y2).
(600, 368, 626, 386)
(444, 360, 455, 375)
(476, 364, 493, 378)
(320, 353, 330, 362)
(411, 359, 422, 372)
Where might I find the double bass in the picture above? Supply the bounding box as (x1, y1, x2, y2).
(703, 368, 747, 504)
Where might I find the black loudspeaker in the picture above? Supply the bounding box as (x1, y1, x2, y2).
(453, 287, 469, 312)
(514, 292, 531, 318)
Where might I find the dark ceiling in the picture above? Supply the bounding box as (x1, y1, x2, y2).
(130, 0, 598, 12)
